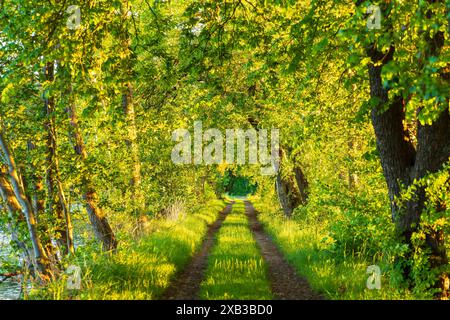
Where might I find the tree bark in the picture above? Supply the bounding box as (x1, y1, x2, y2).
(43, 62, 73, 255)
(247, 117, 308, 212)
(347, 140, 359, 190)
(293, 165, 309, 205)
(364, 1, 449, 292)
(275, 148, 303, 217)
(120, 6, 145, 230)
(122, 83, 145, 227)
(275, 174, 296, 217)
(27, 141, 45, 221)
(55, 177, 74, 255)
(67, 100, 117, 251)
(0, 169, 33, 265)
(26, 140, 56, 260)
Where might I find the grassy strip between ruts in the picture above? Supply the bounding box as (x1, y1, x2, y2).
(30, 199, 226, 300)
(199, 201, 272, 300)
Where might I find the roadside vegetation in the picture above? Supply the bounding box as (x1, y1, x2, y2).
(30, 200, 226, 300)
(251, 197, 427, 300)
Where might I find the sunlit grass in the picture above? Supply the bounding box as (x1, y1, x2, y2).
(30, 199, 226, 300)
(199, 202, 272, 300)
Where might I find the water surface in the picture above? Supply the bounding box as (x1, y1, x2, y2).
(0, 231, 21, 300)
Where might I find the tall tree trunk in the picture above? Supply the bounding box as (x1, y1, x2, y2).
(347, 140, 359, 190)
(247, 117, 308, 211)
(122, 83, 145, 227)
(289, 147, 309, 205)
(43, 62, 72, 255)
(0, 169, 33, 266)
(67, 99, 118, 251)
(275, 148, 303, 217)
(0, 132, 51, 278)
(26, 140, 56, 260)
(55, 177, 74, 255)
(293, 165, 309, 205)
(120, 5, 145, 230)
(363, 1, 449, 293)
(275, 174, 296, 217)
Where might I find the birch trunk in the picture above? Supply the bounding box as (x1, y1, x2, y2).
(0, 170, 33, 265)
(67, 100, 117, 251)
(361, 0, 449, 294)
(43, 62, 74, 255)
(0, 132, 51, 277)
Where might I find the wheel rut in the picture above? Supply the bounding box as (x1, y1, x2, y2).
(161, 202, 234, 300)
(161, 200, 324, 300)
(244, 201, 324, 300)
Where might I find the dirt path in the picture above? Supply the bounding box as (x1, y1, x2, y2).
(161, 202, 234, 300)
(244, 201, 324, 300)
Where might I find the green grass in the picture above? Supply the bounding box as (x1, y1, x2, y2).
(199, 201, 272, 300)
(30, 199, 226, 300)
(251, 198, 420, 300)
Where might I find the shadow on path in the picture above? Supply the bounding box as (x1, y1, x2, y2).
(245, 201, 325, 300)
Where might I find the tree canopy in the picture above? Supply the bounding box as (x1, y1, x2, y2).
(0, 0, 448, 299)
